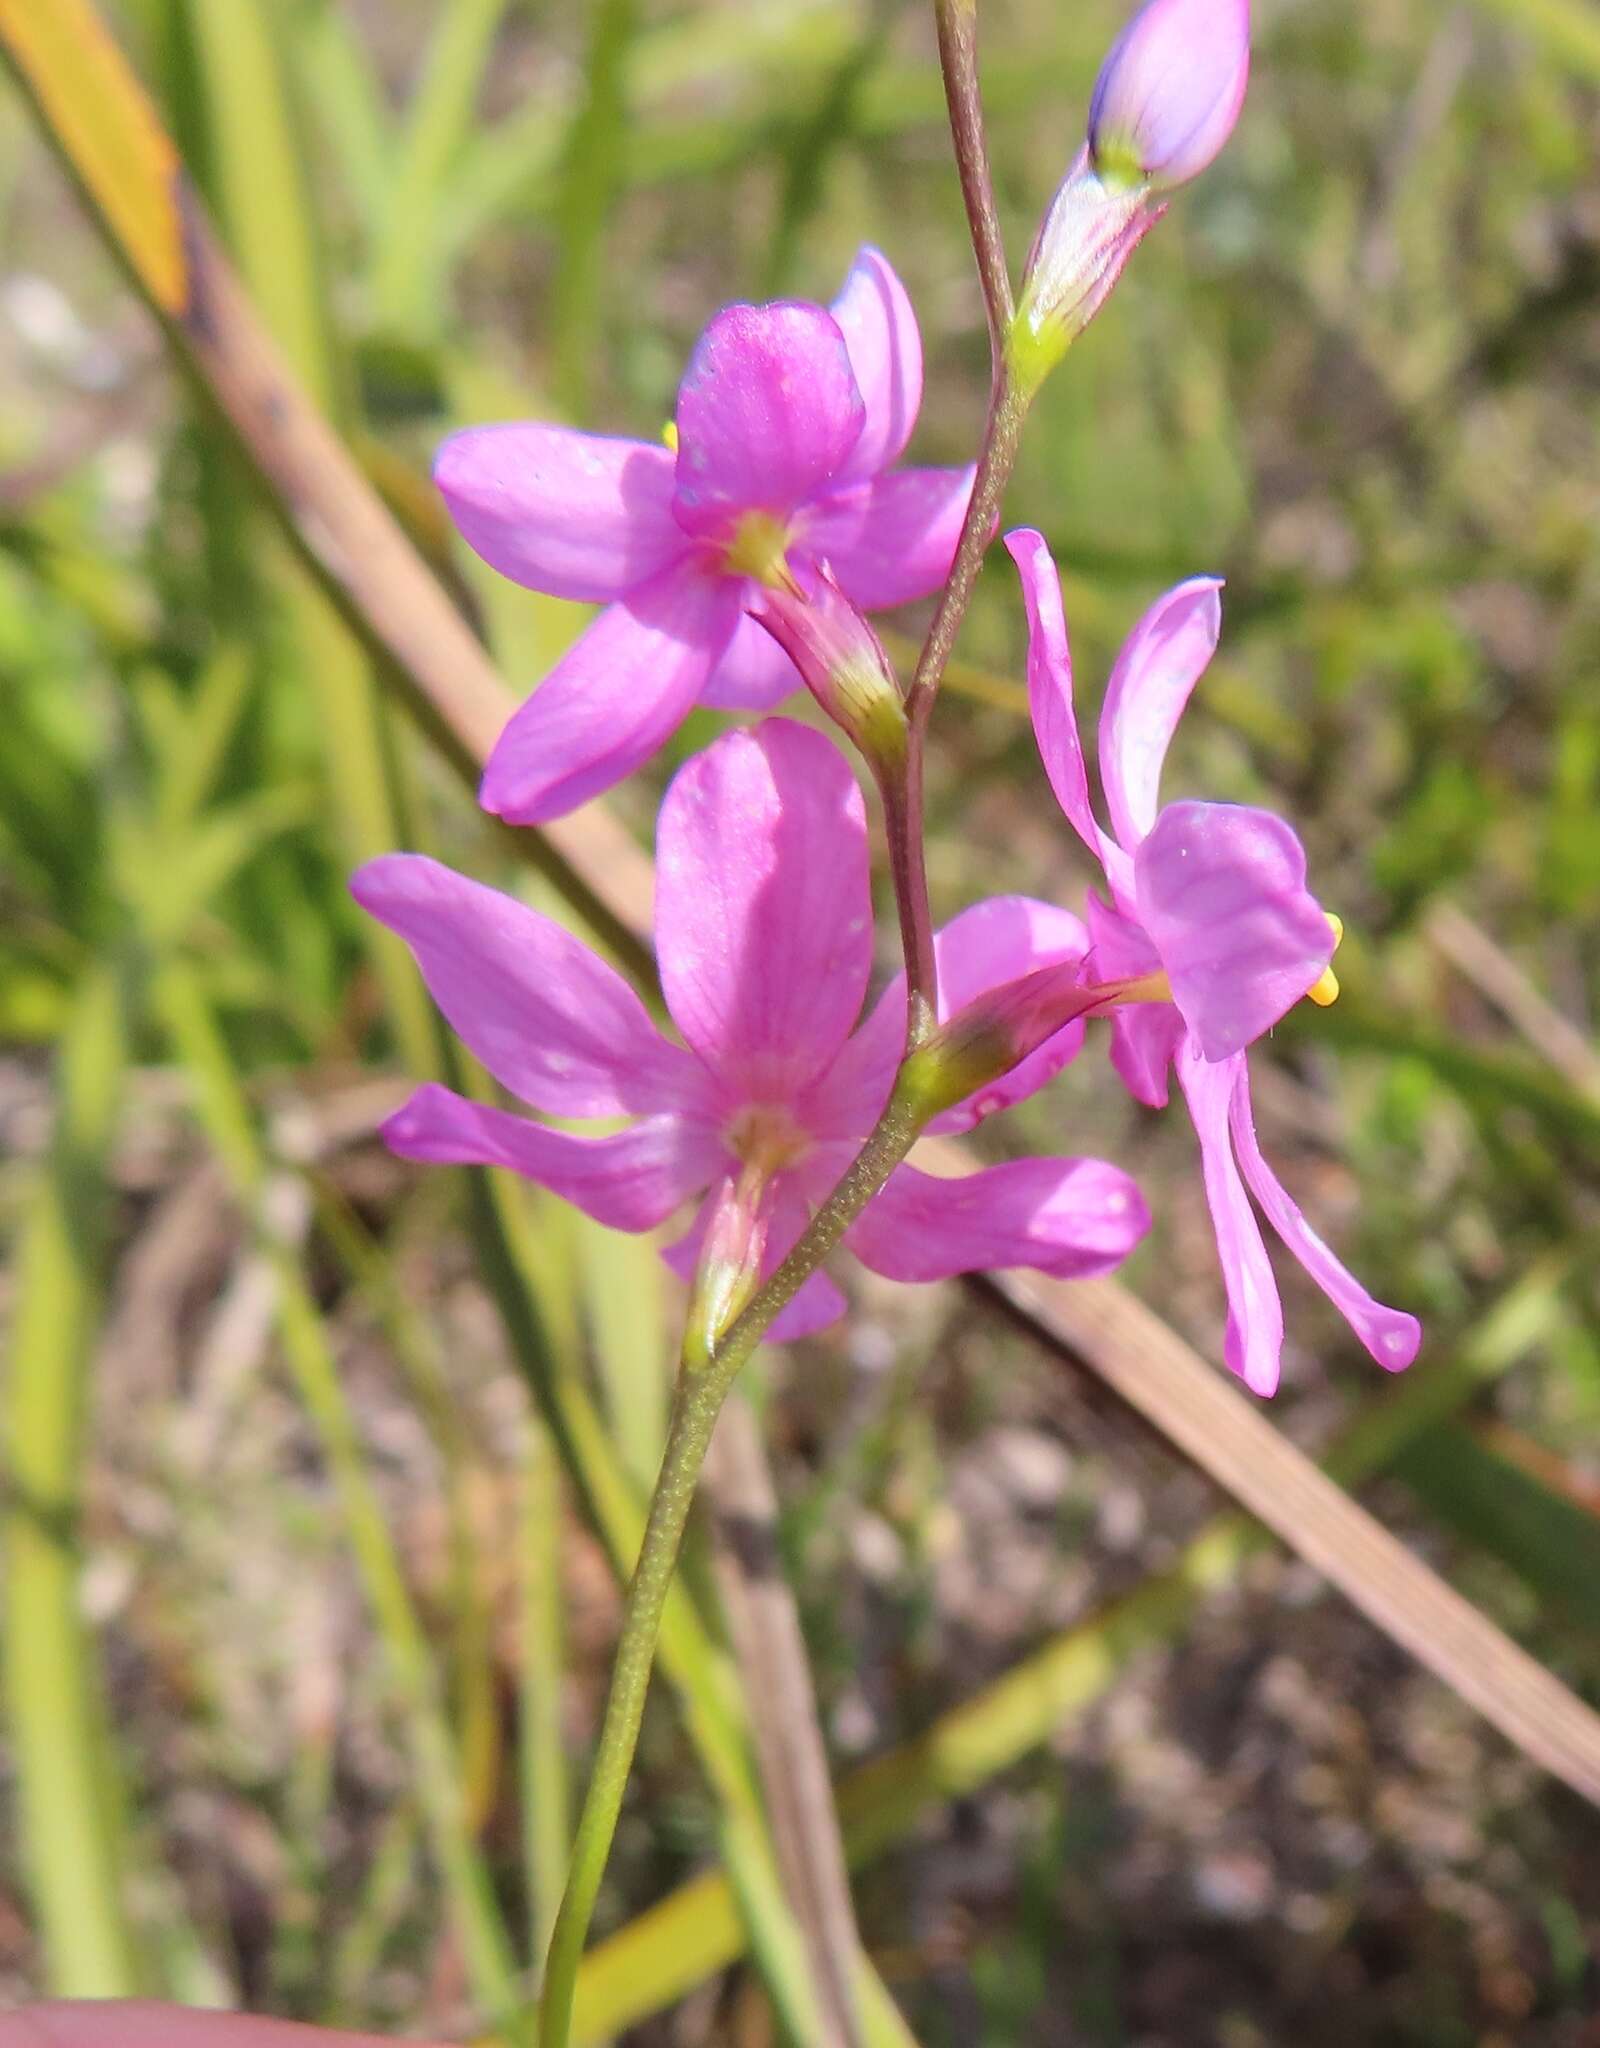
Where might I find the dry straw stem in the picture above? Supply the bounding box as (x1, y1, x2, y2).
(8, 0, 1600, 1853)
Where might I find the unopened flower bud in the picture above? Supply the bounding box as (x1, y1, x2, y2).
(1011, 0, 1249, 394)
(1090, 0, 1250, 193)
(1011, 151, 1164, 393)
(902, 958, 1109, 1121)
(682, 1175, 770, 1369)
(752, 564, 907, 773)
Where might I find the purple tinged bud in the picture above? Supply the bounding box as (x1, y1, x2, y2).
(1012, 148, 1165, 390)
(1011, 0, 1248, 392)
(752, 562, 907, 770)
(683, 1175, 770, 1368)
(1089, 0, 1250, 192)
(902, 958, 1110, 1121)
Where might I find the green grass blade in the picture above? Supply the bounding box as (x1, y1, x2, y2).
(2, 964, 143, 1997)
(1397, 1423, 1600, 1631)
(520, 1415, 571, 1968)
(575, 1215, 668, 1494)
(547, 0, 634, 417)
(150, 959, 524, 2029)
(568, 1262, 1572, 2035)
(172, 0, 439, 1079)
(368, 0, 518, 335)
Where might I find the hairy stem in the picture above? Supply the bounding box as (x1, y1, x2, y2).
(880, 749, 939, 1049)
(538, 1076, 929, 2048)
(906, 374, 1027, 733)
(934, 0, 1013, 355)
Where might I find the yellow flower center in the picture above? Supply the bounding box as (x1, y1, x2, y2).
(661, 419, 679, 451)
(722, 509, 800, 592)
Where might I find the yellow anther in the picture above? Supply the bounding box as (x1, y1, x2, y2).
(1305, 911, 1344, 1008)
(661, 419, 679, 452)
(723, 510, 799, 592)
(1306, 965, 1341, 1007)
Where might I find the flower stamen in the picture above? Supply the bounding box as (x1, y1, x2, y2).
(723, 510, 801, 593)
(1305, 912, 1344, 1009)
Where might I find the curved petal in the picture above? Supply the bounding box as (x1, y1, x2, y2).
(846, 1155, 1149, 1282)
(351, 854, 703, 1117)
(1107, 1006, 1187, 1108)
(479, 563, 739, 824)
(829, 246, 923, 482)
(1006, 528, 1135, 906)
(672, 302, 865, 536)
(1176, 1046, 1283, 1396)
(805, 465, 975, 611)
(1134, 800, 1335, 1062)
(434, 424, 682, 601)
(381, 1086, 715, 1231)
(1227, 1066, 1421, 1373)
(1085, 890, 1183, 1106)
(662, 1180, 848, 1339)
(655, 718, 872, 1096)
(700, 606, 803, 710)
(1098, 576, 1222, 848)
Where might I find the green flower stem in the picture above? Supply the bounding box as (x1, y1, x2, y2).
(538, 1071, 931, 2048)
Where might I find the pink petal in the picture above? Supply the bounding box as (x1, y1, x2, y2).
(1177, 1045, 1283, 1396)
(381, 1086, 715, 1231)
(1098, 576, 1222, 848)
(805, 465, 975, 611)
(671, 302, 865, 537)
(700, 605, 803, 710)
(1107, 1006, 1187, 1107)
(1134, 800, 1335, 1061)
(351, 854, 704, 1118)
(479, 563, 739, 824)
(1227, 1065, 1421, 1373)
(1085, 890, 1183, 1106)
(1090, 0, 1251, 190)
(434, 424, 682, 601)
(663, 1180, 848, 1339)
(845, 1155, 1149, 1282)
(655, 718, 872, 1096)
(1006, 528, 1135, 906)
(828, 246, 923, 483)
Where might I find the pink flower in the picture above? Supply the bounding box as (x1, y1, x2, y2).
(353, 720, 1148, 1338)
(1008, 528, 1420, 1396)
(436, 249, 974, 824)
(1090, 0, 1251, 191)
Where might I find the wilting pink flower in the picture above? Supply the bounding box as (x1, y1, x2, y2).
(1013, 0, 1249, 378)
(436, 249, 973, 824)
(1008, 528, 1420, 1396)
(1090, 0, 1251, 190)
(353, 720, 1148, 1338)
